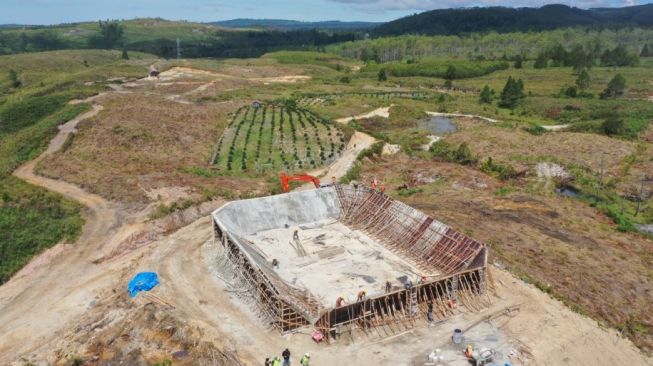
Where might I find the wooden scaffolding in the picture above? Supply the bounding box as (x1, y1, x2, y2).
(213, 184, 490, 340)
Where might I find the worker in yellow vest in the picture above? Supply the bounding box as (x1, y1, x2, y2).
(300, 353, 310, 366)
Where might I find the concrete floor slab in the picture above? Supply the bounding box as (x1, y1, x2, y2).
(245, 219, 429, 308)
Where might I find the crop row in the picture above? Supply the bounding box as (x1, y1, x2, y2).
(212, 103, 346, 175)
(296, 91, 429, 106)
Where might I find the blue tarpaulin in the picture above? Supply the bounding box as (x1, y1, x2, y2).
(128, 272, 159, 298)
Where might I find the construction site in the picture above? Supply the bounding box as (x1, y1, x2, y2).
(212, 184, 490, 341)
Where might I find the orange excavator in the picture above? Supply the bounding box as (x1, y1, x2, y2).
(280, 172, 320, 192)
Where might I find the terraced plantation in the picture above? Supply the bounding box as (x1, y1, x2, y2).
(212, 103, 346, 175)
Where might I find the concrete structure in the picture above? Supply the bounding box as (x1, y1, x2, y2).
(212, 185, 489, 341)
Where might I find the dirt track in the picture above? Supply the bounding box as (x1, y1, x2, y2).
(2, 69, 652, 365)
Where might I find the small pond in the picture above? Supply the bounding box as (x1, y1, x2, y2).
(417, 116, 457, 134)
(555, 186, 580, 198)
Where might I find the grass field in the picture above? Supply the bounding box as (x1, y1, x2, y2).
(212, 103, 345, 175)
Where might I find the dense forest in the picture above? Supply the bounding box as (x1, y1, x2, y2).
(373, 4, 653, 37)
(0, 21, 358, 58)
(210, 19, 380, 31)
(328, 28, 652, 62)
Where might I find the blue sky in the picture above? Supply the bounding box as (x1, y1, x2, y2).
(0, 0, 647, 24)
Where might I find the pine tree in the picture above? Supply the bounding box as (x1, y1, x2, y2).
(499, 76, 525, 109)
(444, 65, 456, 80)
(641, 44, 652, 57)
(600, 74, 626, 99)
(377, 69, 387, 82)
(8, 69, 21, 88)
(479, 85, 494, 104)
(534, 53, 548, 69)
(513, 55, 523, 69)
(575, 69, 591, 90)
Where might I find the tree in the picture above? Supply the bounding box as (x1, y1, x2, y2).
(498, 76, 525, 109)
(569, 44, 592, 71)
(479, 85, 494, 104)
(575, 68, 591, 90)
(97, 20, 124, 49)
(444, 65, 456, 80)
(377, 69, 387, 81)
(550, 44, 569, 67)
(602, 114, 625, 136)
(8, 69, 21, 88)
(641, 44, 652, 57)
(534, 53, 548, 69)
(121, 48, 129, 60)
(563, 86, 577, 98)
(600, 74, 626, 99)
(513, 55, 523, 69)
(601, 44, 638, 67)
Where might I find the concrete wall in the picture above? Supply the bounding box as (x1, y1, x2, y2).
(212, 187, 341, 235)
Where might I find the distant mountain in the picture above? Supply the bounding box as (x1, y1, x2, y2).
(211, 19, 380, 31)
(372, 4, 653, 37)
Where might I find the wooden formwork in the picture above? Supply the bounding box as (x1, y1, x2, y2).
(212, 184, 490, 340)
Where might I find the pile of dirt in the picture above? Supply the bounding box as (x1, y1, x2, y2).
(53, 293, 241, 366)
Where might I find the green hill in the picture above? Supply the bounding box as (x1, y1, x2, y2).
(373, 4, 653, 37)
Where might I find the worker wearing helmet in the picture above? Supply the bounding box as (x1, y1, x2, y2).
(300, 353, 310, 366)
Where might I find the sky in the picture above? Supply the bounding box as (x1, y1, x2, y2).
(0, 0, 647, 25)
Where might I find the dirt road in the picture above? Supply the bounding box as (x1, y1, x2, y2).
(335, 106, 392, 124)
(0, 98, 126, 361)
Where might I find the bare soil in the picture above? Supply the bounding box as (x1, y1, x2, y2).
(2, 65, 652, 365)
(38, 93, 262, 204)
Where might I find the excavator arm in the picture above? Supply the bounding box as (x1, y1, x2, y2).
(280, 172, 320, 192)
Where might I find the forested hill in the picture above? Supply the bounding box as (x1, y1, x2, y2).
(212, 19, 380, 30)
(372, 4, 653, 37)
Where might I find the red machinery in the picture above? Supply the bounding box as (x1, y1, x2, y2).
(280, 172, 320, 192)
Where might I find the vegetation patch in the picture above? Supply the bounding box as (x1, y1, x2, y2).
(362, 59, 509, 79)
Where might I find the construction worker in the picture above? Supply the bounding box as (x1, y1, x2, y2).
(464, 345, 473, 359)
(427, 302, 434, 323)
(272, 356, 281, 366)
(448, 298, 457, 309)
(300, 353, 310, 366)
(293, 230, 299, 241)
(380, 182, 385, 193)
(335, 295, 346, 308)
(370, 180, 377, 190)
(272, 258, 279, 268)
(265, 357, 271, 366)
(331, 176, 336, 185)
(385, 280, 392, 293)
(282, 348, 291, 366)
(356, 289, 367, 302)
